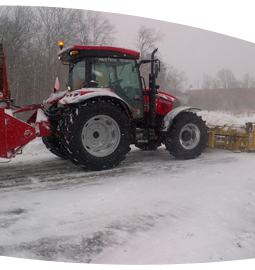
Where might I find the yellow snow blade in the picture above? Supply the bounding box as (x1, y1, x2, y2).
(207, 122, 255, 152)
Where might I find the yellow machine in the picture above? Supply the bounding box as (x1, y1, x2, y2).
(207, 122, 255, 152)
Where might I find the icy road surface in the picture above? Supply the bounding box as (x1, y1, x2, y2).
(1, 111, 255, 265)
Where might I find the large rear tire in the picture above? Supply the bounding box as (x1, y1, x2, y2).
(60, 101, 131, 170)
(164, 112, 207, 159)
(42, 104, 67, 159)
(42, 135, 67, 159)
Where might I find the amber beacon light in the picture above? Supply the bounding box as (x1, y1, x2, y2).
(59, 41, 64, 50)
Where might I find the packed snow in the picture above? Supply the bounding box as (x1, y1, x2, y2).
(1, 110, 255, 269)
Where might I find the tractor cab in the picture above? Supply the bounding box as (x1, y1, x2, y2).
(58, 44, 144, 118)
(0, 41, 208, 170)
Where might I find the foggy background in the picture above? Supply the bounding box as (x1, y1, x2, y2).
(93, 5, 255, 89)
(1, 2, 255, 111)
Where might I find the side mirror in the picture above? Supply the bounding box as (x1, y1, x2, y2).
(155, 62, 159, 78)
(154, 60, 160, 78)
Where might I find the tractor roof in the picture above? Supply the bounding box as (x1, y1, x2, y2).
(58, 45, 140, 62)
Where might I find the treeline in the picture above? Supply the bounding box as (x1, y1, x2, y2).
(0, 6, 116, 105)
(0, 6, 187, 105)
(201, 69, 255, 90)
(2, 6, 254, 109)
(188, 69, 255, 111)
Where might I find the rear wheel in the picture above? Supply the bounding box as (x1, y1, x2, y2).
(61, 101, 131, 170)
(164, 112, 207, 159)
(42, 135, 67, 159)
(42, 106, 67, 159)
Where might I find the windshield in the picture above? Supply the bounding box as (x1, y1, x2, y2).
(69, 58, 144, 118)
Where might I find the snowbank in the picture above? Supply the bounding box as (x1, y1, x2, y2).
(197, 110, 255, 126)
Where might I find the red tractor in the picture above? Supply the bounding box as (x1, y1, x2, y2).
(0, 42, 207, 170)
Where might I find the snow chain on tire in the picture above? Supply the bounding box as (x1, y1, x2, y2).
(42, 135, 67, 159)
(60, 100, 131, 171)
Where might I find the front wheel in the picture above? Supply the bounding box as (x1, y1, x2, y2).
(164, 112, 208, 159)
(60, 101, 131, 170)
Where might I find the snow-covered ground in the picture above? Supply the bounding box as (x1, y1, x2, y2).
(1, 110, 255, 269)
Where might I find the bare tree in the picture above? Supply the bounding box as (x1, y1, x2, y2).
(36, 7, 79, 63)
(133, 24, 187, 95)
(134, 24, 164, 58)
(0, 6, 118, 105)
(166, 65, 188, 94)
(211, 77, 221, 89)
(202, 74, 212, 89)
(0, 7, 12, 46)
(216, 68, 238, 89)
(157, 63, 187, 95)
(0, 6, 36, 51)
(0, 6, 38, 104)
(75, 10, 116, 46)
(133, 24, 164, 90)
(241, 73, 255, 88)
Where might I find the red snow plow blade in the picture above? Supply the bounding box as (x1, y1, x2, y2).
(1, 43, 50, 159)
(0, 108, 50, 159)
(0, 108, 36, 158)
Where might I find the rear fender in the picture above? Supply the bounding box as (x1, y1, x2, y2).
(162, 107, 201, 132)
(58, 88, 121, 104)
(58, 88, 133, 119)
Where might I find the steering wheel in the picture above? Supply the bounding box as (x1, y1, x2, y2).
(109, 79, 123, 95)
(109, 79, 123, 88)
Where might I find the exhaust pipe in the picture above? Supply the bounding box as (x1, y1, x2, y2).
(149, 48, 158, 128)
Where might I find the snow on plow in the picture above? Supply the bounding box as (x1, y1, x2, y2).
(207, 122, 255, 152)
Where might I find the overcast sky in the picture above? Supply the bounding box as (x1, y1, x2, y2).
(92, 4, 255, 87)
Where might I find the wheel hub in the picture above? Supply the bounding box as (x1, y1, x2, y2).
(181, 130, 192, 141)
(179, 123, 201, 150)
(81, 115, 121, 157)
(93, 131, 100, 138)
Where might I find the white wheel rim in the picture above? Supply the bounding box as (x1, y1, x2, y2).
(81, 115, 121, 157)
(179, 123, 201, 150)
